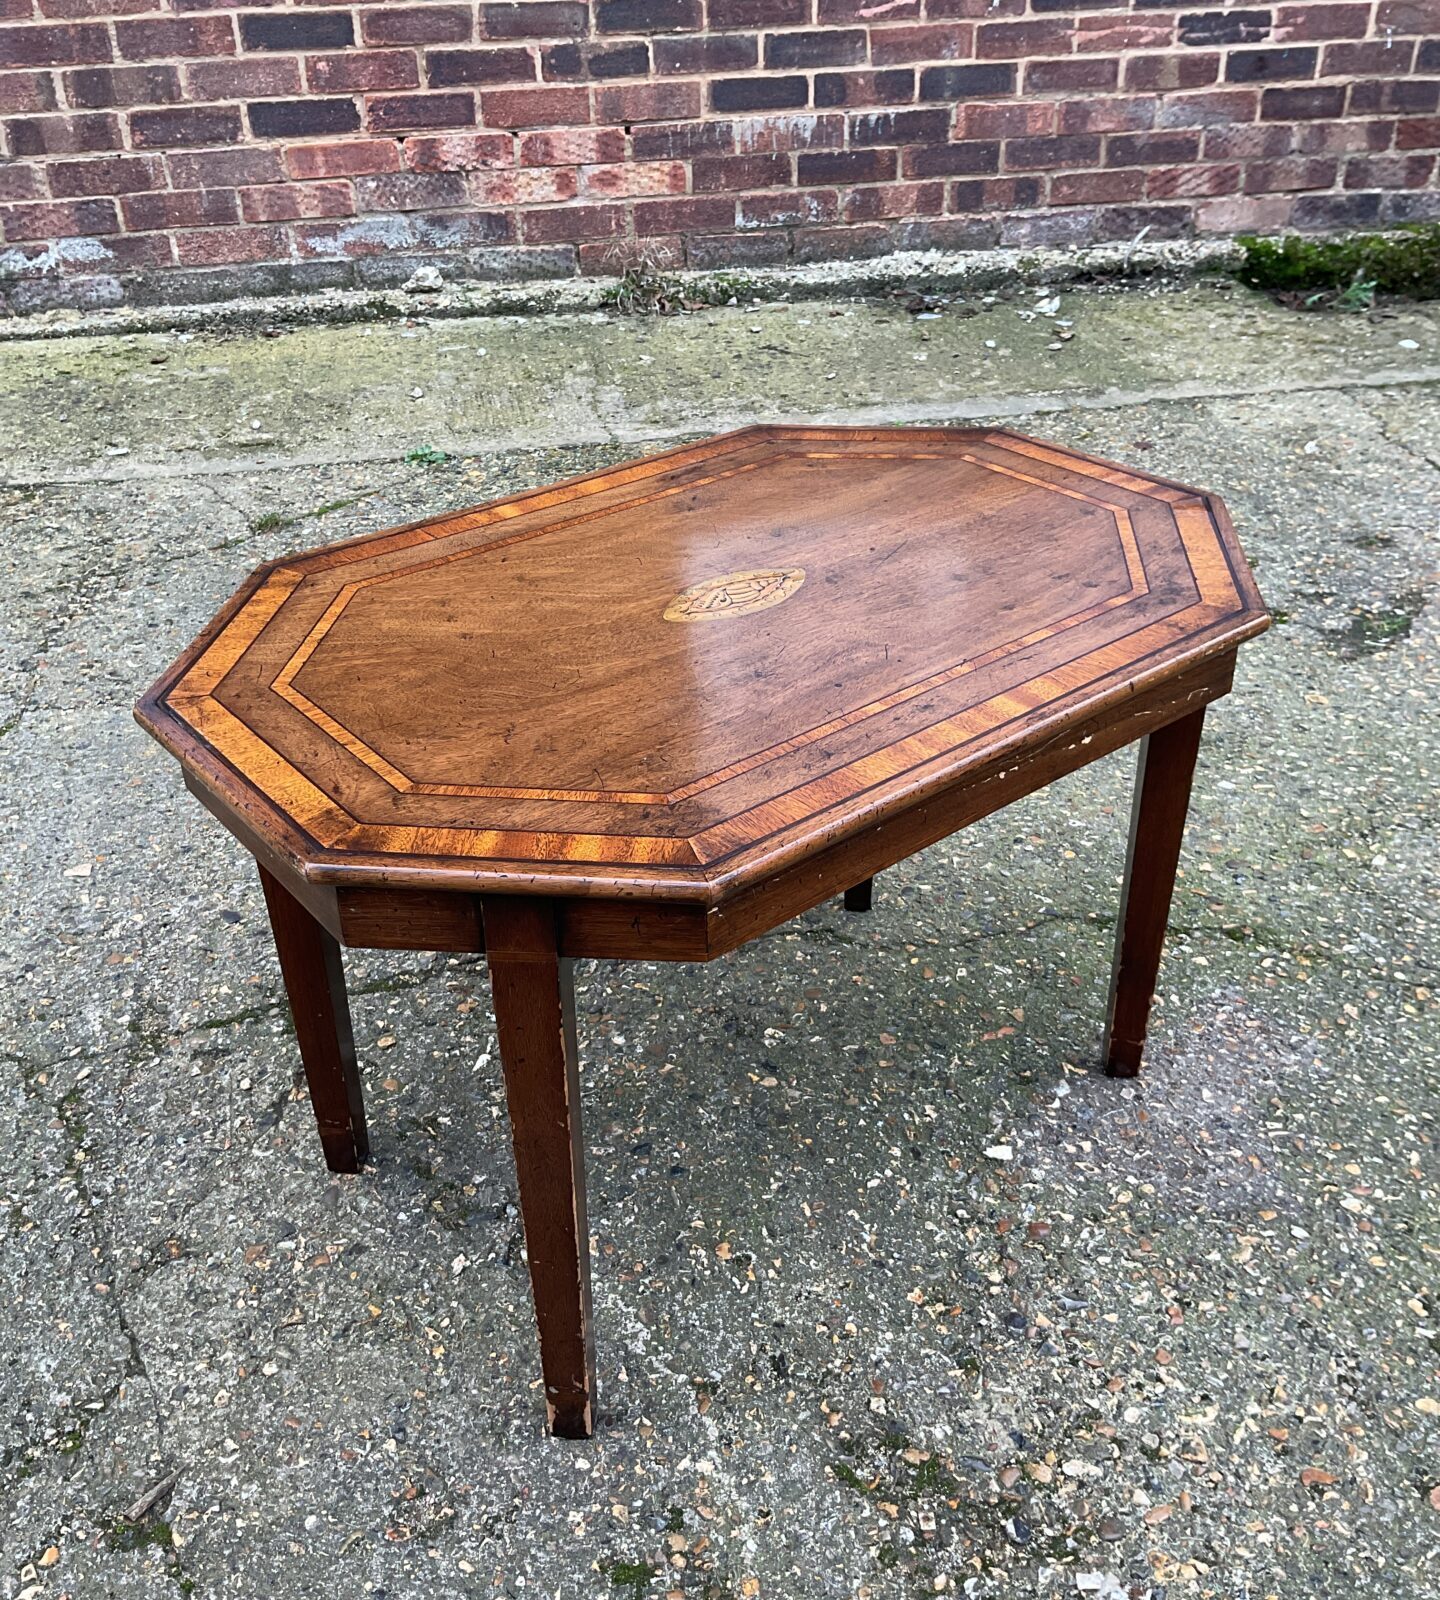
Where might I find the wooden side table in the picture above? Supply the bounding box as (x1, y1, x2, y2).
(136, 426, 1268, 1437)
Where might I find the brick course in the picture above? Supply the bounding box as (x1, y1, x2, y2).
(1, 0, 1437, 306)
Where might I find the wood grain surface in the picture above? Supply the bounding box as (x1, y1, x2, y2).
(136, 425, 1268, 905)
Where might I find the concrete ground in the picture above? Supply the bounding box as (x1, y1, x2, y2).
(1, 279, 1437, 1600)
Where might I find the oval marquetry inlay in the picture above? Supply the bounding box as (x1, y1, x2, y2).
(663, 567, 806, 622)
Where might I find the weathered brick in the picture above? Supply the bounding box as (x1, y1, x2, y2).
(734, 113, 845, 151)
(520, 200, 626, 241)
(1194, 192, 1294, 231)
(371, 90, 476, 129)
(285, 138, 401, 179)
(892, 215, 998, 252)
(1345, 151, 1435, 187)
(595, 0, 700, 33)
(362, 6, 473, 46)
(1154, 88, 1259, 128)
(869, 24, 973, 65)
(1106, 130, 1200, 165)
(820, 0, 920, 18)
(918, 63, 1016, 99)
(765, 30, 865, 70)
(1260, 83, 1345, 119)
(480, 85, 588, 124)
(309, 51, 420, 94)
(1376, 0, 1440, 28)
(842, 179, 944, 220)
(115, 15, 235, 62)
(1243, 155, 1338, 190)
(1323, 40, 1416, 76)
(691, 151, 788, 191)
(711, 74, 807, 112)
(1006, 134, 1103, 170)
(239, 11, 354, 52)
(472, 164, 578, 202)
(0, 19, 109, 65)
(736, 188, 839, 228)
(1076, 15, 1175, 51)
(797, 147, 896, 184)
(1349, 78, 1440, 115)
(174, 223, 286, 265)
(0, 160, 41, 200)
(684, 229, 790, 269)
(406, 130, 514, 169)
(1273, 1, 1376, 38)
(481, 3, 589, 36)
(793, 222, 893, 262)
(976, 21, 1073, 58)
(542, 41, 650, 80)
(169, 145, 284, 187)
(708, 0, 805, 25)
(902, 139, 1000, 177)
(2, 195, 116, 237)
(1396, 116, 1440, 148)
(1058, 97, 1157, 134)
(250, 98, 360, 140)
(131, 104, 241, 146)
(1051, 167, 1145, 205)
(1092, 201, 1190, 239)
(1128, 54, 1221, 96)
(653, 34, 757, 74)
(635, 193, 735, 234)
(1027, 57, 1121, 91)
(521, 126, 626, 163)
(1292, 190, 1382, 228)
(295, 209, 509, 257)
(240, 179, 354, 221)
(428, 48, 536, 87)
(1294, 117, 1392, 153)
(121, 186, 239, 229)
(581, 158, 686, 196)
(632, 118, 730, 158)
(0, 69, 58, 114)
(1176, 9, 1271, 47)
(848, 108, 950, 144)
(949, 174, 1043, 211)
(1145, 160, 1240, 197)
(355, 169, 468, 209)
(47, 151, 164, 194)
(958, 101, 1055, 138)
(579, 233, 683, 271)
(595, 80, 699, 121)
(186, 58, 301, 100)
(1202, 122, 1291, 159)
(814, 69, 914, 107)
(1226, 46, 1317, 81)
(64, 64, 178, 107)
(5, 109, 118, 152)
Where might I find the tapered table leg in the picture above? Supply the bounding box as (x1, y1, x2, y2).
(482, 896, 596, 1439)
(258, 865, 369, 1172)
(1103, 707, 1207, 1078)
(844, 878, 873, 913)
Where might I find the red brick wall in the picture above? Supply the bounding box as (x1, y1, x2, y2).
(2, 1, 1437, 309)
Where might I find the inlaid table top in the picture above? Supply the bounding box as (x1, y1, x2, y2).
(137, 425, 1267, 905)
(136, 424, 1269, 1439)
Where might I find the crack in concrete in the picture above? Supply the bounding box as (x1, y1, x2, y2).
(5, 366, 1440, 491)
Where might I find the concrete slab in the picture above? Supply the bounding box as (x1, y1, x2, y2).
(1, 283, 1436, 1600)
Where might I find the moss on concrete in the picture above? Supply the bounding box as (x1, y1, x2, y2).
(1238, 225, 1440, 304)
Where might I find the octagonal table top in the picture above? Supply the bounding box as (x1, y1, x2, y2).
(136, 425, 1268, 902)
